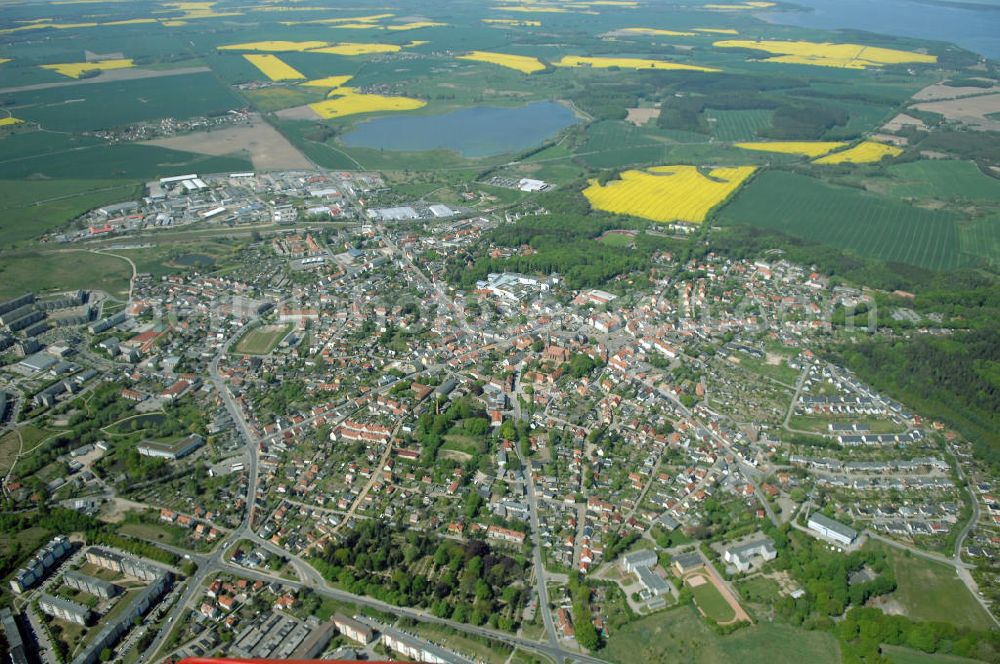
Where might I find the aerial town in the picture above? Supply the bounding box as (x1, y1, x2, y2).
(1, 169, 997, 664)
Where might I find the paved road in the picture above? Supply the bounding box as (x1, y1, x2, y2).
(516, 445, 561, 655)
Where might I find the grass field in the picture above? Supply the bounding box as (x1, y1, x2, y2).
(958, 215, 1000, 267)
(0, 429, 23, 477)
(689, 577, 736, 623)
(0, 179, 140, 247)
(871, 543, 994, 631)
(604, 606, 840, 664)
(579, 121, 668, 169)
(0, 251, 132, 298)
(705, 108, 773, 141)
(720, 171, 967, 270)
(885, 160, 1000, 201)
(235, 324, 291, 355)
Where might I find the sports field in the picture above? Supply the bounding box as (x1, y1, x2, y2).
(720, 171, 967, 270)
(688, 574, 737, 623)
(235, 324, 292, 355)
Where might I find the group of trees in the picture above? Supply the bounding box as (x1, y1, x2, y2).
(761, 525, 895, 625)
(313, 521, 527, 631)
(412, 396, 487, 466)
(836, 607, 1000, 663)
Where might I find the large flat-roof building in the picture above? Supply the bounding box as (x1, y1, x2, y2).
(136, 434, 204, 460)
(1, 609, 28, 664)
(9, 536, 71, 594)
(63, 571, 120, 600)
(332, 614, 375, 645)
(808, 513, 858, 547)
(38, 594, 91, 626)
(723, 538, 777, 573)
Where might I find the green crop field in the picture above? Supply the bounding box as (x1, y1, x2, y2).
(720, 171, 968, 270)
(11, 73, 244, 132)
(0, 179, 140, 247)
(604, 605, 840, 664)
(886, 160, 1000, 201)
(0, 143, 252, 181)
(705, 109, 774, 141)
(579, 122, 668, 169)
(958, 215, 1000, 267)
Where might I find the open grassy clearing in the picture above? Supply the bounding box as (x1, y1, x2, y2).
(0, 251, 132, 299)
(603, 605, 840, 664)
(720, 171, 967, 270)
(869, 542, 994, 631)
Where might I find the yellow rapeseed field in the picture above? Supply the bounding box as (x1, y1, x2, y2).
(497, 6, 570, 13)
(386, 21, 448, 30)
(0, 59, 10, 65)
(695, 28, 738, 34)
(813, 141, 903, 164)
(714, 39, 937, 69)
(705, 1, 774, 8)
(734, 141, 849, 157)
(282, 14, 393, 26)
(620, 27, 696, 37)
(303, 75, 353, 89)
(104, 18, 158, 25)
(555, 55, 719, 72)
(309, 88, 426, 119)
(41, 58, 134, 78)
(583, 165, 756, 223)
(309, 43, 401, 55)
(482, 18, 542, 26)
(243, 54, 305, 81)
(0, 117, 23, 127)
(458, 51, 546, 73)
(219, 41, 329, 52)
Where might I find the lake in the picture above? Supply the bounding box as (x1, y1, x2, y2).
(340, 101, 579, 158)
(757, 0, 1000, 61)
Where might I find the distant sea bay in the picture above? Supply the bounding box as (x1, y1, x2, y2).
(757, 0, 1000, 61)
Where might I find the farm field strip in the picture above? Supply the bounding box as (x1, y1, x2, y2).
(458, 50, 545, 73)
(554, 55, 720, 72)
(813, 141, 903, 164)
(243, 54, 305, 81)
(714, 39, 937, 69)
(734, 141, 848, 157)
